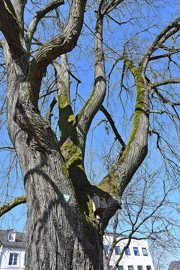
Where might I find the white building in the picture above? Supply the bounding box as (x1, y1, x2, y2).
(0, 230, 25, 270)
(103, 233, 155, 270)
(0, 229, 154, 270)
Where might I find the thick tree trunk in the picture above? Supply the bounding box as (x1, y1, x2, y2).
(23, 149, 104, 270)
(6, 60, 105, 270)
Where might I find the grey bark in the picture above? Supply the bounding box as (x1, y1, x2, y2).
(0, 0, 107, 269)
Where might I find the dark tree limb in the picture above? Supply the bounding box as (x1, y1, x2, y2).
(101, 0, 124, 15)
(29, 0, 87, 107)
(0, 0, 26, 58)
(0, 196, 26, 218)
(100, 105, 126, 150)
(141, 16, 180, 77)
(151, 79, 180, 88)
(77, 5, 106, 152)
(26, 0, 64, 48)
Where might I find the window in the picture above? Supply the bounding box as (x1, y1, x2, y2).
(24, 253, 26, 265)
(128, 266, 134, 270)
(104, 245, 109, 255)
(146, 266, 152, 270)
(9, 253, 18, 265)
(138, 266, 143, 270)
(115, 246, 120, 255)
(133, 247, 140, 256)
(142, 247, 148, 256)
(8, 232, 16, 242)
(118, 266, 124, 270)
(125, 247, 131, 255)
(109, 266, 113, 270)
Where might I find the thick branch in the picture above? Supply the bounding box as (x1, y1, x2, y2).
(26, 0, 64, 48)
(77, 12, 106, 152)
(0, 196, 26, 218)
(11, 0, 27, 28)
(98, 62, 149, 204)
(0, 0, 26, 58)
(101, 0, 124, 15)
(29, 0, 87, 107)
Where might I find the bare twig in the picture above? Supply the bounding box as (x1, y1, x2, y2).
(100, 105, 126, 152)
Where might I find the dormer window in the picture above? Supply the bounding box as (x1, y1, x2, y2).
(8, 231, 16, 242)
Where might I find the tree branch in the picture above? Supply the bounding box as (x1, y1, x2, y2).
(29, 0, 87, 107)
(100, 105, 126, 150)
(0, 0, 26, 58)
(141, 16, 180, 76)
(151, 79, 180, 88)
(153, 87, 180, 106)
(101, 0, 124, 15)
(26, 0, 64, 48)
(149, 48, 180, 61)
(98, 60, 149, 209)
(77, 8, 106, 153)
(0, 196, 26, 218)
(11, 0, 27, 28)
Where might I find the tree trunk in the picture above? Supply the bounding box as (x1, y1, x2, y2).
(6, 59, 104, 270)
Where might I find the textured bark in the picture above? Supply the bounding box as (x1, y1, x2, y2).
(1, 0, 107, 269)
(2, 1, 179, 269)
(6, 58, 104, 269)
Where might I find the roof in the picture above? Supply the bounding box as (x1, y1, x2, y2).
(168, 261, 180, 270)
(0, 229, 25, 249)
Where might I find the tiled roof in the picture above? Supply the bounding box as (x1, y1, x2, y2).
(0, 230, 25, 249)
(168, 261, 180, 270)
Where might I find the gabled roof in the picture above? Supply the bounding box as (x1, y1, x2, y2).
(0, 229, 25, 249)
(168, 261, 180, 270)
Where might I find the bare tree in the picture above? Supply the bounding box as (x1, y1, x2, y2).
(102, 166, 180, 269)
(0, 0, 179, 269)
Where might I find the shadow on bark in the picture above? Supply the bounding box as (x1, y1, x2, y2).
(23, 153, 105, 269)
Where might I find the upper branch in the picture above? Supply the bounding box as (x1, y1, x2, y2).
(11, 0, 27, 29)
(26, 0, 64, 49)
(29, 0, 87, 107)
(151, 79, 180, 88)
(100, 105, 126, 150)
(141, 16, 180, 76)
(0, 0, 26, 59)
(99, 59, 150, 198)
(77, 11, 106, 152)
(101, 0, 124, 16)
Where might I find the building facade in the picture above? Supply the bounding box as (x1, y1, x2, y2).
(168, 261, 180, 270)
(0, 230, 154, 270)
(0, 230, 25, 270)
(104, 233, 155, 270)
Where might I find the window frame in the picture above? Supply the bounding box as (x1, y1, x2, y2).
(142, 247, 148, 256)
(146, 266, 152, 270)
(128, 266, 134, 270)
(115, 245, 120, 255)
(137, 266, 143, 270)
(133, 247, 140, 256)
(8, 232, 16, 242)
(8, 253, 19, 266)
(104, 245, 109, 255)
(125, 247, 131, 255)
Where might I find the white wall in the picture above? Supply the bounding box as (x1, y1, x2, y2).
(104, 235, 155, 270)
(0, 247, 25, 270)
